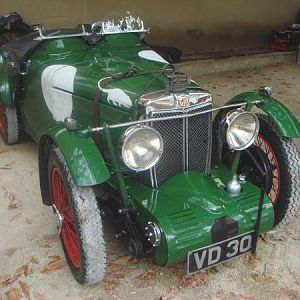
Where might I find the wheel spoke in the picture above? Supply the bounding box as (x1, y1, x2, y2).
(64, 215, 75, 226)
(0, 103, 6, 134)
(51, 166, 81, 268)
(256, 134, 281, 206)
(65, 222, 78, 243)
(62, 206, 72, 214)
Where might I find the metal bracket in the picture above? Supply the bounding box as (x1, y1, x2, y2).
(6, 60, 31, 76)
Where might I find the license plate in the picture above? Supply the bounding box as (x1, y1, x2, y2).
(187, 231, 255, 274)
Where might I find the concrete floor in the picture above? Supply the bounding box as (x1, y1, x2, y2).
(0, 63, 300, 300)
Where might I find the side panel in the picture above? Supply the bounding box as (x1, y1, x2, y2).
(229, 92, 300, 138)
(47, 124, 110, 186)
(0, 54, 12, 105)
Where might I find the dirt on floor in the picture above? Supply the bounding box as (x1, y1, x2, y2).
(0, 63, 300, 300)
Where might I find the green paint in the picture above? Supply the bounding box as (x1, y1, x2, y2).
(18, 34, 170, 142)
(0, 29, 295, 268)
(0, 54, 12, 105)
(126, 166, 274, 265)
(103, 126, 132, 208)
(47, 123, 110, 186)
(229, 92, 300, 138)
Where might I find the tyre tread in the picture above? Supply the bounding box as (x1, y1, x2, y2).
(5, 105, 19, 145)
(257, 114, 300, 226)
(52, 148, 106, 285)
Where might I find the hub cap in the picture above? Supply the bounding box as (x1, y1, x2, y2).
(51, 167, 81, 268)
(0, 103, 6, 135)
(52, 204, 64, 235)
(255, 135, 281, 206)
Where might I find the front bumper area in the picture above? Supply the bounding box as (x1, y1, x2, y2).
(126, 165, 274, 266)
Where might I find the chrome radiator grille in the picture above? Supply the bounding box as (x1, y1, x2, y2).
(139, 103, 213, 188)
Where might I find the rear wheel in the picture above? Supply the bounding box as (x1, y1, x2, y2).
(0, 26, 28, 144)
(0, 102, 19, 144)
(239, 114, 300, 226)
(48, 148, 106, 284)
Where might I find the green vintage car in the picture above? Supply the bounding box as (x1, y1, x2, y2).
(0, 15, 300, 285)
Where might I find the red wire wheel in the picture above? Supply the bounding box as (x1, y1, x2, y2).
(227, 114, 300, 226)
(250, 114, 300, 226)
(48, 148, 106, 284)
(0, 103, 18, 144)
(255, 135, 280, 206)
(0, 102, 7, 136)
(51, 167, 81, 268)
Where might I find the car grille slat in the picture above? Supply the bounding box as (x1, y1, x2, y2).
(139, 103, 213, 188)
(152, 111, 184, 186)
(186, 105, 212, 173)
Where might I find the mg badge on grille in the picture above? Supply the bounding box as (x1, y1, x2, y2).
(178, 97, 189, 107)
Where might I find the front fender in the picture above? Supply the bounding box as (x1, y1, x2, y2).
(0, 53, 12, 105)
(228, 92, 300, 138)
(46, 123, 110, 187)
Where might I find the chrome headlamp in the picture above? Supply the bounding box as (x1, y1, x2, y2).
(222, 108, 259, 150)
(120, 126, 163, 171)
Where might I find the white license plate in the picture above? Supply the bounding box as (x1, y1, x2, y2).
(187, 231, 255, 274)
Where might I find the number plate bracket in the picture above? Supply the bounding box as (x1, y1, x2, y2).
(187, 231, 255, 275)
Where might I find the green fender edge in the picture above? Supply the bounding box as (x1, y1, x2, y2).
(0, 54, 12, 105)
(228, 92, 300, 138)
(46, 123, 110, 187)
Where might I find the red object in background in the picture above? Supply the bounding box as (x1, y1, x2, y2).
(271, 38, 291, 51)
(271, 28, 300, 52)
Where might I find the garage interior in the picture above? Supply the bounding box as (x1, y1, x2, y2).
(1, 0, 300, 55)
(0, 1, 300, 299)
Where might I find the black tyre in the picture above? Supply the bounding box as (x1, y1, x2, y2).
(129, 239, 144, 258)
(48, 148, 106, 284)
(240, 114, 300, 226)
(0, 102, 19, 144)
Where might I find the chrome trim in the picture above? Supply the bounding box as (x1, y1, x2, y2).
(53, 204, 64, 236)
(92, 15, 148, 35)
(150, 167, 155, 188)
(137, 89, 212, 115)
(185, 116, 188, 171)
(145, 221, 162, 247)
(35, 25, 91, 41)
(223, 108, 259, 151)
(258, 86, 274, 96)
(184, 115, 188, 172)
(88, 102, 248, 133)
(147, 101, 212, 186)
(34, 15, 149, 41)
(119, 125, 164, 171)
(153, 165, 158, 189)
